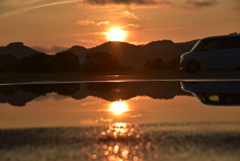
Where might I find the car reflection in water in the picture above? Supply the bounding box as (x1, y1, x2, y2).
(181, 81, 240, 105)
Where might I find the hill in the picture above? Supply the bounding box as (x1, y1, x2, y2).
(67, 40, 198, 68)
(0, 42, 40, 59)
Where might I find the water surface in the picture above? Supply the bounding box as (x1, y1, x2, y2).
(0, 81, 240, 161)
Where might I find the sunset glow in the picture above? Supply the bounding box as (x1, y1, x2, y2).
(0, 0, 239, 50)
(107, 28, 127, 42)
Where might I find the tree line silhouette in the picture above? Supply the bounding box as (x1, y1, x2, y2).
(143, 57, 180, 70)
(0, 51, 180, 73)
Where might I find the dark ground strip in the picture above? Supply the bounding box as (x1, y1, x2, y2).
(1, 71, 240, 84)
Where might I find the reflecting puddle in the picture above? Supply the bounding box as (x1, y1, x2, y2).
(1, 81, 240, 128)
(0, 81, 240, 160)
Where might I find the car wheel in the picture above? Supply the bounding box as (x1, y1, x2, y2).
(186, 61, 200, 73)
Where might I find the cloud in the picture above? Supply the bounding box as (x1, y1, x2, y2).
(122, 24, 141, 30)
(80, 0, 171, 7)
(121, 11, 139, 19)
(79, 0, 219, 10)
(99, 117, 113, 123)
(124, 111, 143, 118)
(0, 0, 220, 19)
(233, 3, 240, 11)
(183, 0, 218, 9)
(76, 19, 110, 26)
(79, 119, 98, 125)
(97, 21, 110, 26)
(78, 117, 113, 125)
(31, 45, 68, 54)
(0, 0, 79, 18)
(76, 19, 95, 25)
(82, 0, 162, 5)
(77, 38, 100, 47)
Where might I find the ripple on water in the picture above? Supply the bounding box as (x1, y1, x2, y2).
(0, 122, 240, 161)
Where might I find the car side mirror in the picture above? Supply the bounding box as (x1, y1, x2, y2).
(204, 46, 209, 50)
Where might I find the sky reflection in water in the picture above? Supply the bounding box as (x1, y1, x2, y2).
(1, 81, 240, 128)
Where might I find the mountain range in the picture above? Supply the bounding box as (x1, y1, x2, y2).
(0, 40, 198, 68)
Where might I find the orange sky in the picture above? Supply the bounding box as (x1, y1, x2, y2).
(0, 0, 239, 53)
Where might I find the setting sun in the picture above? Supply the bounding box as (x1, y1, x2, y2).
(110, 101, 128, 115)
(107, 28, 127, 42)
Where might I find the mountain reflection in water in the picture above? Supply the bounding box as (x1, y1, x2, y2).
(0, 81, 190, 107)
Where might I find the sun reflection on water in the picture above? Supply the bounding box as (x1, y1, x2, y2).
(91, 122, 151, 161)
(109, 101, 129, 115)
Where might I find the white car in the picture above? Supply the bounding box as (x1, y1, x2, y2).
(180, 34, 240, 73)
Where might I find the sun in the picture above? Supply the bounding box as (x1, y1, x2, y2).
(107, 28, 127, 42)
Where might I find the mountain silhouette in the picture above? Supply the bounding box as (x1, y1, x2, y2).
(67, 40, 199, 68)
(0, 42, 40, 58)
(0, 89, 39, 107)
(1, 40, 199, 68)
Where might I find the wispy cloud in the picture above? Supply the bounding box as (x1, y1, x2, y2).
(77, 38, 100, 47)
(122, 24, 141, 30)
(77, 38, 98, 43)
(81, 0, 168, 6)
(79, 117, 112, 125)
(183, 0, 218, 9)
(79, 0, 219, 9)
(97, 21, 110, 26)
(76, 19, 95, 25)
(124, 111, 143, 118)
(79, 119, 98, 125)
(0, 0, 220, 19)
(76, 19, 110, 26)
(121, 11, 139, 19)
(0, 0, 79, 19)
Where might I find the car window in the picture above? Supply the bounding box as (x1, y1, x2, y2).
(190, 40, 201, 51)
(223, 37, 240, 49)
(196, 39, 220, 51)
(206, 40, 219, 50)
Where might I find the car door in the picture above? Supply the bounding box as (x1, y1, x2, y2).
(219, 37, 240, 67)
(197, 39, 221, 68)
